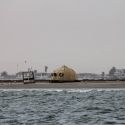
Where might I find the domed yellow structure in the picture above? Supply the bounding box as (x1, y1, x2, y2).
(50, 65, 78, 82)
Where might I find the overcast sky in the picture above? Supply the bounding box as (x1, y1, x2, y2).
(0, 0, 125, 74)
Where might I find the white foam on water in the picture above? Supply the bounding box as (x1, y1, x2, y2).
(0, 88, 125, 92)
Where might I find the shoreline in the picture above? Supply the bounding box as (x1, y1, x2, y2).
(0, 82, 125, 89)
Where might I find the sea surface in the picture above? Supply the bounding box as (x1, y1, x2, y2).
(0, 89, 125, 125)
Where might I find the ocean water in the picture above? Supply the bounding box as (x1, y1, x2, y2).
(0, 89, 125, 125)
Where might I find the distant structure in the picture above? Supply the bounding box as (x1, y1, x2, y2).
(77, 73, 103, 80)
(0, 71, 16, 80)
(1, 71, 8, 77)
(102, 72, 105, 79)
(109, 67, 116, 76)
(45, 66, 48, 73)
(50, 65, 78, 82)
(34, 70, 37, 73)
(16, 71, 51, 80)
(114, 69, 125, 79)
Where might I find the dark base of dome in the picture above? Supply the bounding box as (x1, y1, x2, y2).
(49, 80, 80, 83)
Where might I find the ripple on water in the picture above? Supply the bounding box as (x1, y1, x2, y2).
(0, 89, 125, 125)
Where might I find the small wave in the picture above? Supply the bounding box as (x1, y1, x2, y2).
(1, 88, 125, 124)
(0, 88, 96, 93)
(1, 88, 125, 92)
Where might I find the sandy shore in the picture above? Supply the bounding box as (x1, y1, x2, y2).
(0, 81, 125, 89)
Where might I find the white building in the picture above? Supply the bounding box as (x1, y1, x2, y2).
(16, 72, 51, 80)
(114, 69, 125, 79)
(77, 73, 103, 80)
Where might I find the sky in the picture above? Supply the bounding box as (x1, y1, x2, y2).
(0, 0, 125, 74)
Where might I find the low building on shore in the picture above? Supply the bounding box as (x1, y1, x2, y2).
(114, 69, 125, 80)
(16, 72, 51, 80)
(77, 73, 111, 80)
(0, 75, 16, 80)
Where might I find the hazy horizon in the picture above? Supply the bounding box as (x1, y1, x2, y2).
(1, 0, 125, 74)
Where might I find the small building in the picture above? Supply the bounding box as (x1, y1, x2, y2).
(16, 72, 51, 80)
(77, 73, 94, 80)
(114, 69, 125, 79)
(51, 65, 78, 82)
(0, 76, 4, 79)
(77, 73, 109, 80)
(16, 72, 23, 79)
(34, 72, 51, 80)
(3, 75, 16, 80)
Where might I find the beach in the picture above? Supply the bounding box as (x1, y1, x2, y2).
(0, 81, 125, 89)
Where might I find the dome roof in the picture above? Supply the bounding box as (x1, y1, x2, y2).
(51, 65, 78, 81)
